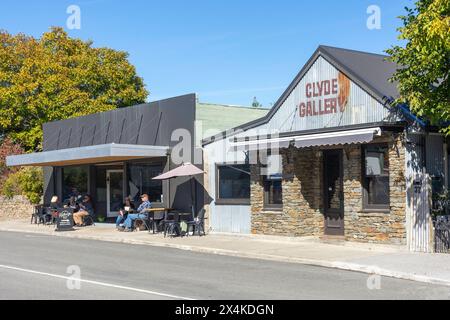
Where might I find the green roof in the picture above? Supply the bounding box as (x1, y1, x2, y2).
(196, 102, 269, 140)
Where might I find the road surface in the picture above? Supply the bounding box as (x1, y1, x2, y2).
(0, 231, 448, 300)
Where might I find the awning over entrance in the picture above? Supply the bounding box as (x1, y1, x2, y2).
(6, 144, 170, 167)
(232, 127, 382, 151)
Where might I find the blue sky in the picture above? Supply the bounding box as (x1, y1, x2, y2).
(1, 0, 411, 107)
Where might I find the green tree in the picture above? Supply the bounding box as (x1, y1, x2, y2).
(387, 0, 450, 135)
(2, 167, 43, 204)
(0, 27, 149, 151)
(252, 96, 262, 108)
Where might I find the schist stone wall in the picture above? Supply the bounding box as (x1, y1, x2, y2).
(0, 196, 34, 221)
(250, 132, 407, 245)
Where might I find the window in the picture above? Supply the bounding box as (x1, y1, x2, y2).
(216, 164, 250, 205)
(128, 162, 164, 204)
(63, 166, 88, 201)
(264, 174, 283, 210)
(363, 144, 390, 210)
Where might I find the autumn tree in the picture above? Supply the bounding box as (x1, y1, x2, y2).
(0, 27, 149, 151)
(387, 0, 450, 134)
(0, 137, 24, 185)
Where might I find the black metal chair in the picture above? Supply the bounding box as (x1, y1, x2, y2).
(81, 214, 96, 227)
(31, 205, 47, 225)
(133, 214, 151, 231)
(186, 209, 206, 237)
(163, 212, 181, 238)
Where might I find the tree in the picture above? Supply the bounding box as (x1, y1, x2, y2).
(386, 0, 450, 135)
(0, 27, 149, 151)
(252, 96, 262, 108)
(0, 137, 24, 187)
(2, 166, 43, 204)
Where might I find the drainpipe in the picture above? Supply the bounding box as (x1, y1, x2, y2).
(444, 142, 449, 189)
(396, 103, 428, 128)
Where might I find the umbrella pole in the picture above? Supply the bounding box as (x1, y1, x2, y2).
(167, 154, 171, 208)
(190, 176, 194, 217)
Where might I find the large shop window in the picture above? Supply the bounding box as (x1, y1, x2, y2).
(128, 163, 164, 204)
(63, 166, 88, 201)
(264, 174, 283, 210)
(363, 144, 390, 211)
(216, 164, 251, 205)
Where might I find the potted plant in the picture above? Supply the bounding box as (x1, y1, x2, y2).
(96, 214, 106, 223)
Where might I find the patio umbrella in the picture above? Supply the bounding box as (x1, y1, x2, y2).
(152, 162, 204, 215)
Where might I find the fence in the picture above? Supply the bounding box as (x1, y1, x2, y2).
(408, 173, 433, 253)
(434, 217, 450, 253)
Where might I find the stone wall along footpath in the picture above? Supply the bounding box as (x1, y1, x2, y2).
(0, 196, 34, 221)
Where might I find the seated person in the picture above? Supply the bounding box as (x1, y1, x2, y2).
(115, 197, 135, 228)
(65, 196, 80, 213)
(50, 196, 61, 209)
(73, 195, 94, 227)
(119, 194, 152, 232)
(46, 196, 61, 223)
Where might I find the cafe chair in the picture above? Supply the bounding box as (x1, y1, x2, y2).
(82, 215, 95, 227)
(31, 205, 47, 225)
(186, 209, 206, 237)
(163, 212, 181, 238)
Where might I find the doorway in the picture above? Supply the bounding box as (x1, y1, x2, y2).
(107, 170, 124, 218)
(323, 150, 344, 236)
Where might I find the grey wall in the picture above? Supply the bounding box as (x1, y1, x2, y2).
(43, 94, 196, 151)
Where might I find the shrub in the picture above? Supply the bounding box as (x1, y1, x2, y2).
(2, 167, 43, 204)
(0, 137, 24, 188)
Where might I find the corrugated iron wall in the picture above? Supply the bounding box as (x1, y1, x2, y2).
(265, 56, 400, 134)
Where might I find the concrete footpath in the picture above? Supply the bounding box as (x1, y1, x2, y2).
(1, 219, 450, 287)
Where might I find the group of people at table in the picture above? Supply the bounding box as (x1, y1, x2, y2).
(47, 194, 94, 226)
(48, 193, 172, 232)
(116, 193, 153, 232)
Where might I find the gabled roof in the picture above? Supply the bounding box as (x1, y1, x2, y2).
(319, 46, 399, 100)
(202, 45, 401, 146)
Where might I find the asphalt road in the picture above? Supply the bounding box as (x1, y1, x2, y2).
(0, 231, 449, 300)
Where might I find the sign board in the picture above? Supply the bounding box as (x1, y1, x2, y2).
(264, 56, 399, 134)
(298, 72, 351, 119)
(56, 208, 74, 232)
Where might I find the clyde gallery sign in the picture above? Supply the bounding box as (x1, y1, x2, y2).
(299, 72, 351, 118)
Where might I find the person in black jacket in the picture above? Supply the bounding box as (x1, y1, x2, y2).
(73, 195, 94, 226)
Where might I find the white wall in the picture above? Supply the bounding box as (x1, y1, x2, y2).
(204, 138, 252, 234)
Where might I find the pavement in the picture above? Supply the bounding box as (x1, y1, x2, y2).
(1, 219, 450, 288)
(0, 231, 449, 300)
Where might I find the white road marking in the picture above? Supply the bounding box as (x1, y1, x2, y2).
(0, 264, 195, 300)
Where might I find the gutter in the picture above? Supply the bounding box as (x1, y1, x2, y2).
(396, 103, 427, 128)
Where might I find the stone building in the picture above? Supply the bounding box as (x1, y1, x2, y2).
(203, 46, 449, 250)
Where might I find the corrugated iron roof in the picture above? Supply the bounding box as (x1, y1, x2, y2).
(202, 45, 403, 146)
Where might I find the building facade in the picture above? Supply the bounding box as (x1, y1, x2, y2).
(7, 94, 267, 220)
(203, 46, 449, 249)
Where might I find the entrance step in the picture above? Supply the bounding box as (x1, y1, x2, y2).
(319, 235, 346, 244)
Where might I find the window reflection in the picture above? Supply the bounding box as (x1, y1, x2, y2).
(63, 166, 88, 201)
(128, 163, 164, 204)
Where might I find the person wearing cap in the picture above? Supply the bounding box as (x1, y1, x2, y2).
(119, 194, 152, 232)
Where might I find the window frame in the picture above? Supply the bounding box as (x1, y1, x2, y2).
(263, 174, 283, 211)
(362, 143, 391, 212)
(215, 163, 251, 206)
